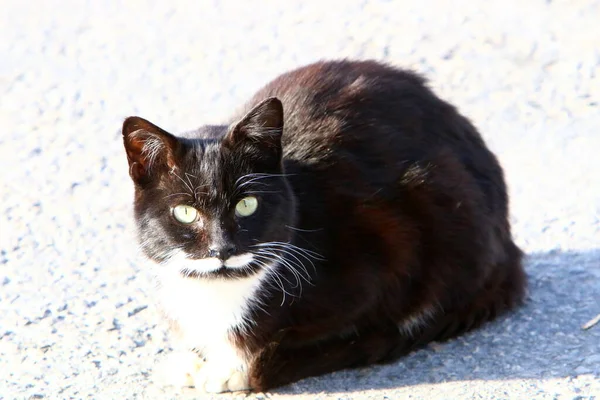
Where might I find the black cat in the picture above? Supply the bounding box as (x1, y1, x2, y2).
(122, 60, 526, 392)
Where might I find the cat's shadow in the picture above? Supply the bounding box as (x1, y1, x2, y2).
(272, 249, 600, 394)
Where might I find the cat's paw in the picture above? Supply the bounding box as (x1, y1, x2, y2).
(191, 360, 250, 393)
(155, 351, 204, 388)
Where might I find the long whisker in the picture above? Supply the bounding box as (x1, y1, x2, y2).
(163, 192, 194, 199)
(251, 243, 322, 286)
(234, 173, 297, 196)
(258, 248, 312, 284)
(242, 190, 281, 195)
(260, 241, 325, 260)
(184, 172, 195, 191)
(234, 173, 291, 187)
(254, 250, 306, 304)
(252, 255, 292, 305)
(254, 242, 325, 270)
(277, 249, 313, 283)
(194, 183, 210, 197)
(285, 225, 324, 233)
(236, 177, 273, 191)
(252, 241, 322, 304)
(256, 251, 304, 291)
(253, 253, 298, 288)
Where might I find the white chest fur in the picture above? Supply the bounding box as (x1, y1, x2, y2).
(155, 267, 267, 356)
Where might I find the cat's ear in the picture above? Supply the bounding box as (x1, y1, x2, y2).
(223, 97, 284, 163)
(122, 116, 179, 184)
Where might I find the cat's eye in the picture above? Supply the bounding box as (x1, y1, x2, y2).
(235, 196, 258, 217)
(172, 205, 199, 224)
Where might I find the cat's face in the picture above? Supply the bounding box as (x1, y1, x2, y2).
(122, 98, 296, 279)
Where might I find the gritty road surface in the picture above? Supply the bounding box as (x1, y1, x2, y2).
(1, 1, 599, 399)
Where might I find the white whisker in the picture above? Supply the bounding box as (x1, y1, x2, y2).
(233, 173, 295, 196)
(257, 241, 325, 260)
(184, 172, 195, 191)
(234, 173, 289, 187)
(258, 248, 311, 285)
(163, 192, 193, 199)
(250, 239, 325, 304)
(285, 225, 324, 233)
(243, 190, 281, 195)
(170, 171, 195, 195)
(252, 242, 323, 280)
(257, 251, 304, 293)
(194, 184, 210, 197)
(252, 253, 297, 288)
(251, 256, 292, 306)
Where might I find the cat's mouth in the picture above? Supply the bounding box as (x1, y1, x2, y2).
(177, 252, 257, 279)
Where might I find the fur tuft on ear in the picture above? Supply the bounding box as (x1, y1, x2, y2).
(122, 116, 178, 184)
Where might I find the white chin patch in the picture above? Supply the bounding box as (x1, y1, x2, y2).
(224, 253, 254, 269)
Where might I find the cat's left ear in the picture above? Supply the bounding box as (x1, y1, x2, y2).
(223, 97, 284, 163)
(122, 116, 179, 185)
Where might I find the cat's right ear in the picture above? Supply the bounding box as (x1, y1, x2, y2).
(222, 98, 284, 169)
(122, 117, 178, 185)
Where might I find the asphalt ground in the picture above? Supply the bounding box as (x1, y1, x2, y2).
(1, 1, 599, 398)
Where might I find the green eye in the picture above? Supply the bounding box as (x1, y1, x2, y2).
(235, 196, 258, 217)
(172, 205, 199, 224)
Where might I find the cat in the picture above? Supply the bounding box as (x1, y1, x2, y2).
(122, 59, 526, 393)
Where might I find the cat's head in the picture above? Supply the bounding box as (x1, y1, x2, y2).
(122, 98, 296, 279)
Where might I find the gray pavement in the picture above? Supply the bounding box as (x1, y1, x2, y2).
(1, 0, 599, 399)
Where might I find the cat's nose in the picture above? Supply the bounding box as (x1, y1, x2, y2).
(208, 244, 237, 261)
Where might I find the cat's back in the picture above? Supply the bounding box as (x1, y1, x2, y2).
(240, 60, 486, 165)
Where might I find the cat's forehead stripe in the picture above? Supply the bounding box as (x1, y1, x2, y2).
(185, 140, 221, 182)
(168, 140, 230, 208)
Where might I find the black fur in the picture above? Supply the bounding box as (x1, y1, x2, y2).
(122, 60, 526, 391)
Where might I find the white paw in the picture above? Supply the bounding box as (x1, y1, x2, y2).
(155, 351, 204, 387)
(191, 360, 250, 393)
